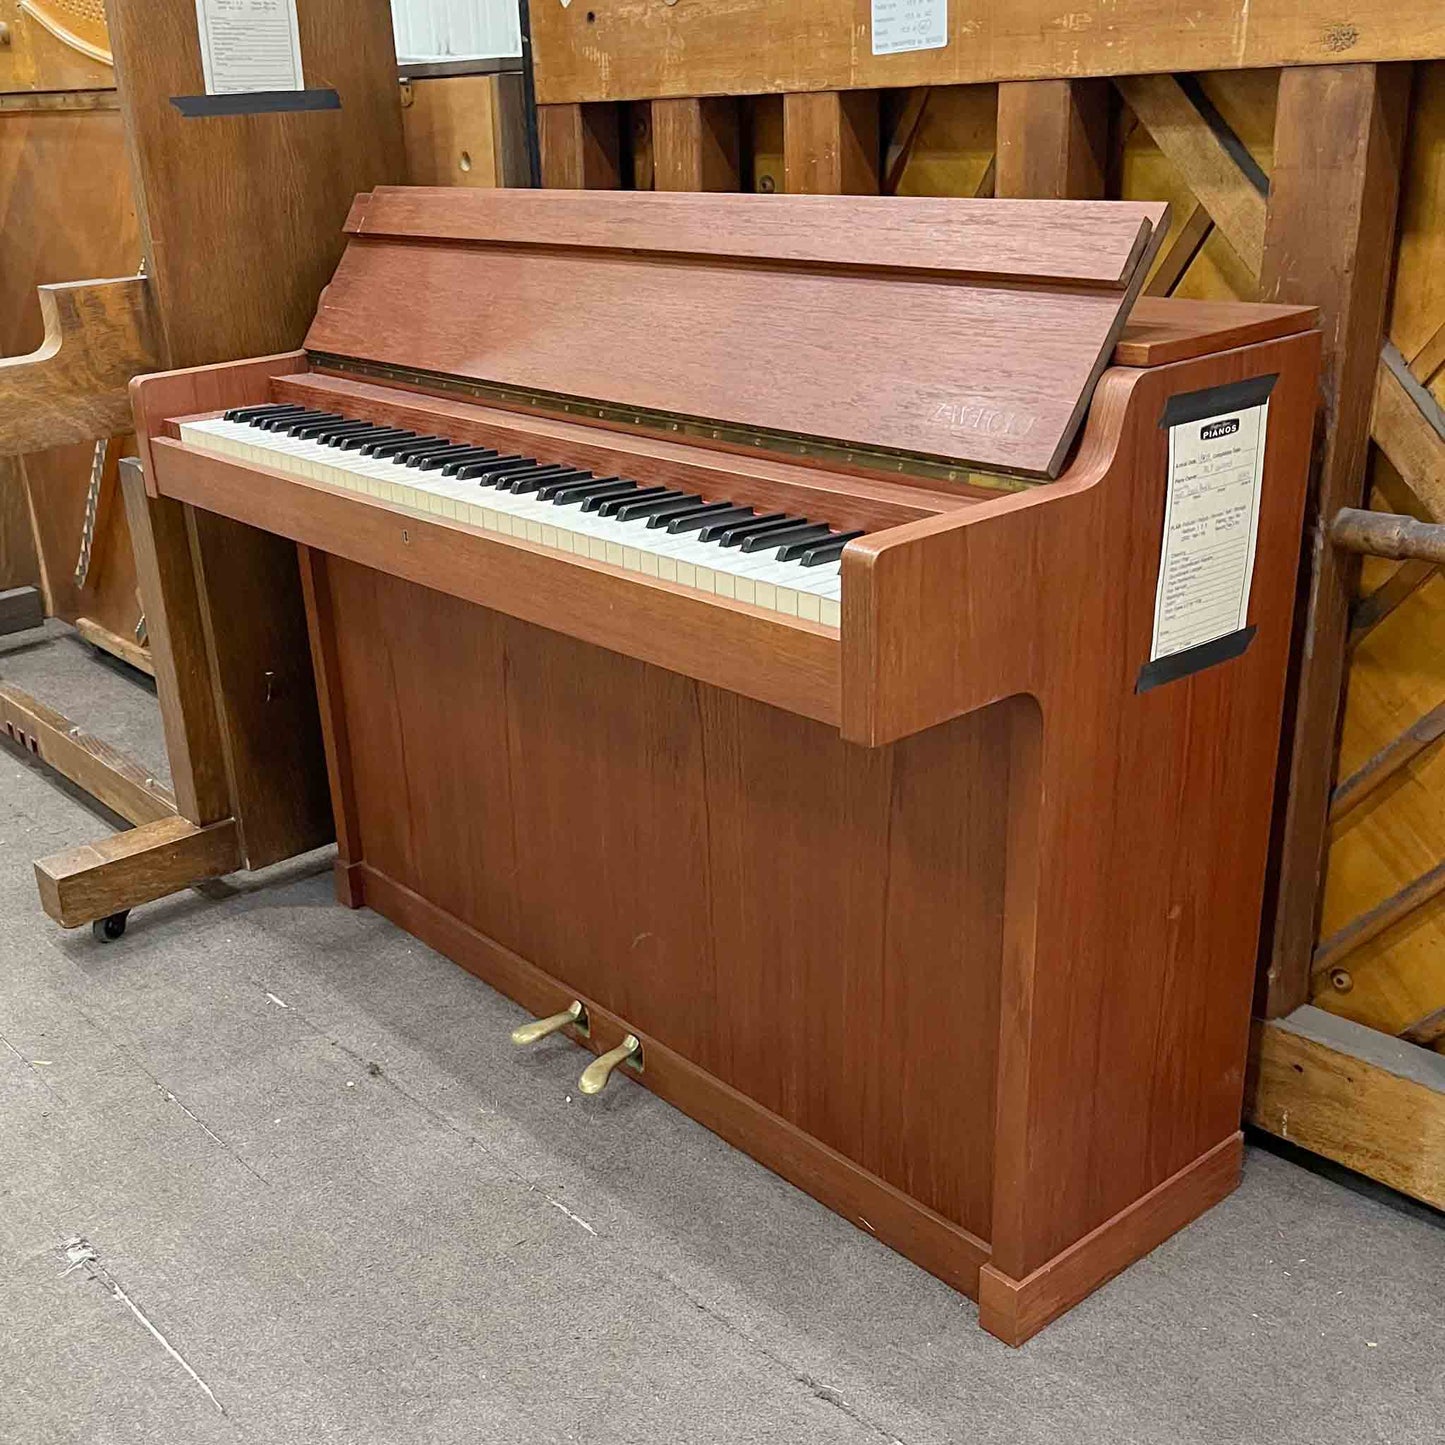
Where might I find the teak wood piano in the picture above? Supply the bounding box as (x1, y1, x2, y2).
(129, 189, 1319, 1344)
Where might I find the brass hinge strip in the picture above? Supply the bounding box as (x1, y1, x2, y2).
(304, 352, 1034, 495)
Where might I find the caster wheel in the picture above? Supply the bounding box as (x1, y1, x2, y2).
(92, 911, 129, 942)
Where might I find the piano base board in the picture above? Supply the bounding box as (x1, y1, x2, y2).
(978, 1133, 1244, 1346)
(350, 860, 994, 1297)
(345, 858, 1242, 1344)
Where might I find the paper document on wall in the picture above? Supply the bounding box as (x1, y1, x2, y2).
(1150, 402, 1269, 661)
(872, 0, 948, 55)
(195, 0, 305, 94)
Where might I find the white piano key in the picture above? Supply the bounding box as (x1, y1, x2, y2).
(180, 418, 847, 626)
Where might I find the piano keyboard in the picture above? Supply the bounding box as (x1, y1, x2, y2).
(180, 404, 857, 626)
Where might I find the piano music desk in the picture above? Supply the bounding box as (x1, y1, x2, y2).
(131, 191, 1320, 1343)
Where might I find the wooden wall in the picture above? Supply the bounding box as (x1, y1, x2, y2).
(534, 61, 1445, 1061)
(0, 3, 143, 655)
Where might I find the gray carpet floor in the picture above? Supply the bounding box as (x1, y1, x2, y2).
(1, 625, 1441, 1445)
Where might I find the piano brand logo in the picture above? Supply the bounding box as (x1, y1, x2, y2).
(1200, 418, 1240, 440)
(932, 399, 1035, 439)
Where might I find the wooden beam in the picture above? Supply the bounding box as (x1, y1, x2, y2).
(0, 277, 158, 454)
(118, 457, 230, 826)
(1115, 74, 1266, 275)
(651, 97, 740, 191)
(1348, 559, 1435, 646)
(0, 683, 175, 825)
(1408, 318, 1445, 386)
(1311, 859, 1445, 979)
(995, 80, 1109, 199)
(1257, 63, 1412, 1018)
(1144, 203, 1215, 297)
(528, 2, 1445, 105)
(73, 616, 153, 675)
(1249, 1006, 1445, 1210)
(1399, 1005, 1445, 1048)
(783, 91, 879, 195)
(1371, 348, 1445, 518)
(1330, 698, 1445, 823)
(882, 88, 931, 195)
(538, 101, 621, 189)
(33, 815, 239, 929)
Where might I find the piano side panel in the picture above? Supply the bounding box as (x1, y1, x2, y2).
(324, 557, 1012, 1241)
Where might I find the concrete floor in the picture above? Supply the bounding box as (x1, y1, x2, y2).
(2, 624, 1442, 1445)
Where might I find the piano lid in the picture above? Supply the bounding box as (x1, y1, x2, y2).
(305, 189, 1170, 479)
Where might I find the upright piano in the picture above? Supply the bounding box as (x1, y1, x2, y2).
(129, 189, 1319, 1343)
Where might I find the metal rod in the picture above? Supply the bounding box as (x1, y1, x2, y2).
(1331, 507, 1445, 564)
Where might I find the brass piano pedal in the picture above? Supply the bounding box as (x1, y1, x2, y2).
(511, 999, 588, 1047)
(578, 1035, 642, 1095)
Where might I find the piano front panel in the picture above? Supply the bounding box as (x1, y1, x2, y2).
(326, 555, 1015, 1242)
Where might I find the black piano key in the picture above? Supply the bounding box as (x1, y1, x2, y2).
(547, 476, 623, 505)
(226, 402, 304, 423)
(339, 427, 410, 451)
(715, 515, 799, 548)
(393, 439, 461, 464)
(492, 464, 574, 493)
(665, 502, 749, 534)
(580, 482, 645, 512)
(440, 448, 509, 475)
(776, 527, 860, 562)
(307, 419, 378, 443)
(799, 531, 864, 566)
(699, 511, 781, 544)
(368, 433, 442, 458)
(455, 454, 530, 480)
(534, 472, 604, 500)
(612, 491, 700, 523)
(387, 436, 454, 460)
(356, 430, 420, 455)
(295, 418, 375, 442)
(594, 485, 672, 517)
(418, 445, 497, 471)
(510, 467, 592, 495)
(264, 409, 343, 432)
(740, 521, 832, 555)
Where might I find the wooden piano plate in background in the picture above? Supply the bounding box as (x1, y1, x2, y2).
(130, 189, 1319, 1344)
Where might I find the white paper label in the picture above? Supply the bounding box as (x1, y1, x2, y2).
(1150, 402, 1268, 662)
(872, 0, 948, 55)
(195, 0, 305, 95)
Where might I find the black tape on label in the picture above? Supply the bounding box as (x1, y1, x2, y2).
(1159, 374, 1277, 430)
(170, 88, 341, 118)
(1136, 625, 1256, 694)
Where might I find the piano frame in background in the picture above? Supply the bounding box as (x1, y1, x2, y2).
(132, 190, 1320, 1340)
(0, 0, 405, 931)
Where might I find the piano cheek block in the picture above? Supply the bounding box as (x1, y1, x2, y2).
(140, 185, 1320, 1343)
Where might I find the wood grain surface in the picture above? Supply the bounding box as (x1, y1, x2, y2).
(842, 331, 1318, 1278)
(527, 0, 1445, 105)
(0, 277, 157, 453)
(314, 191, 1169, 478)
(1258, 64, 1413, 1017)
(344, 185, 1164, 284)
(33, 814, 238, 928)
